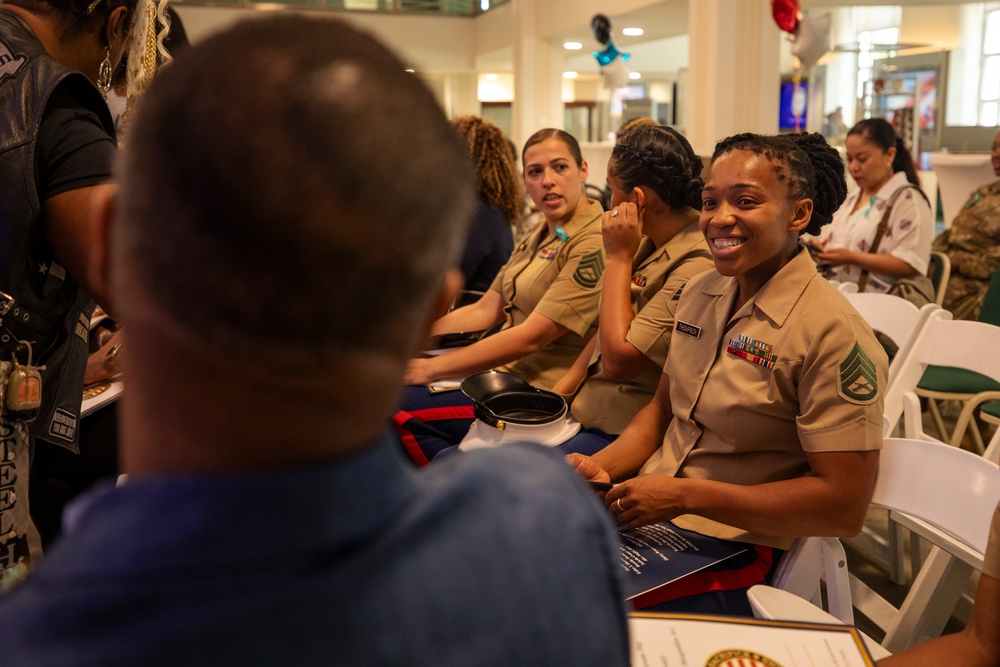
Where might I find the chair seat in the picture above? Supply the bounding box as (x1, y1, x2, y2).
(917, 365, 1000, 393)
(982, 401, 1000, 419)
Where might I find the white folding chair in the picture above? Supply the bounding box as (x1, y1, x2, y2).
(844, 294, 943, 388)
(765, 536, 853, 625)
(844, 296, 945, 583)
(883, 313, 1000, 443)
(749, 436, 1000, 655)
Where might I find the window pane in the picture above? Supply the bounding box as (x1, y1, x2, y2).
(872, 28, 899, 46)
(981, 102, 999, 127)
(986, 11, 1000, 55)
(982, 56, 1000, 101)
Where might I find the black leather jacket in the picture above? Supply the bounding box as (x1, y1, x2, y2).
(0, 12, 113, 451)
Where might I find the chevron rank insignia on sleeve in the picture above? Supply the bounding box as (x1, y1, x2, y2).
(572, 250, 605, 288)
(838, 341, 879, 404)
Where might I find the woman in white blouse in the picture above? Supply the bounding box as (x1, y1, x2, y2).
(810, 118, 933, 293)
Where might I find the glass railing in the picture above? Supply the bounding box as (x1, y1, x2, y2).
(171, 0, 509, 14)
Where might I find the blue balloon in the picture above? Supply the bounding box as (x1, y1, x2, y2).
(593, 42, 631, 67)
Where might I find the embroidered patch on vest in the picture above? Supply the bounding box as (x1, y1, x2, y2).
(676, 321, 701, 338)
(74, 313, 89, 342)
(839, 342, 879, 404)
(48, 408, 77, 443)
(573, 250, 605, 288)
(670, 282, 687, 300)
(538, 246, 558, 260)
(0, 40, 28, 81)
(631, 271, 647, 288)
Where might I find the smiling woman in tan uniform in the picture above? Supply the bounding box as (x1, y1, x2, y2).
(571, 132, 887, 614)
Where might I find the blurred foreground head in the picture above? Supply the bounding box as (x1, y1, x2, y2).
(114, 15, 474, 372)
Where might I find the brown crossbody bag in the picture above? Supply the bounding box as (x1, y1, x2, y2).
(856, 185, 935, 306)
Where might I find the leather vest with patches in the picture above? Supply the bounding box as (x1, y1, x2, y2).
(0, 13, 113, 450)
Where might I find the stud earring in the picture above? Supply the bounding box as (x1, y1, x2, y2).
(97, 46, 112, 96)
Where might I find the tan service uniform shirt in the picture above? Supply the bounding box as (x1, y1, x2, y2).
(490, 200, 605, 389)
(985, 502, 1000, 581)
(639, 249, 887, 549)
(571, 222, 713, 434)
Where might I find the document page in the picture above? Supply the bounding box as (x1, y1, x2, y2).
(629, 613, 875, 667)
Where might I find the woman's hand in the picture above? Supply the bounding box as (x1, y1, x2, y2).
(605, 474, 686, 529)
(602, 202, 643, 263)
(403, 357, 439, 386)
(816, 246, 857, 268)
(567, 453, 611, 483)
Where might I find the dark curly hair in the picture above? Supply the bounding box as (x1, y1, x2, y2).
(609, 125, 704, 211)
(711, 132, 847, 235)
(451, 116, 522, 225)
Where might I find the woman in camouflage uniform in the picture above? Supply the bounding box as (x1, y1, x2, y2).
(933, 130, 1000, 320)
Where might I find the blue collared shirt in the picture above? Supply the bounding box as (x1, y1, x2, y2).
(0, 433, 629, 666)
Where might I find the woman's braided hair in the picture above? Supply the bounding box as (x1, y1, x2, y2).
(609, 125, 704, 211)
(451, 115, 523, 225)
(711, 132, 847, 235)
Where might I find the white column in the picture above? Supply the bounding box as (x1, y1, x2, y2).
(685, 0, 782, 156)
(511, 0, 564, 150)
(445, 72, 480, 119)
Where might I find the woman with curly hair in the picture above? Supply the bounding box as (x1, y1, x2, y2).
(552, 125, 713, 455)
(571, 132, 887, 615)
(450, 116, 520, 305)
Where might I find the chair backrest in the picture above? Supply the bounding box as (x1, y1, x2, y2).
(927, 250, 951, 306)
(883, 311, 1000, 434)
(845, 294, 942, 398)
(978, 268, 1000, 326)
(873, 437, 1000, 556)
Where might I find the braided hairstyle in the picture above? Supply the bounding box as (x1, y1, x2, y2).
(609, 125, 704, 211)
(848, 117, 922, 191)
(451, 116, 523, 225)
(615, 116, 659, 144)
(711, 132, 847, 235)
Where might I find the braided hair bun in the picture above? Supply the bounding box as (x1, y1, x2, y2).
(610, 126, 704, 211)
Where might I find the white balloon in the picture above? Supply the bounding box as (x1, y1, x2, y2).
(601, 57, 630, 90)
(792, 13, 831, 69)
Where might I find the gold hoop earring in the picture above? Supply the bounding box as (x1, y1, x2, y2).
(97, 46, 112, 96)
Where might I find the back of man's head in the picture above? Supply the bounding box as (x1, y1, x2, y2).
(115, 16, 473, 372)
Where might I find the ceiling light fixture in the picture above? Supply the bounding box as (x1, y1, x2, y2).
(563, 41, 583, 50)
(563, 71, 579, 79)
(622, 27, 644, 37)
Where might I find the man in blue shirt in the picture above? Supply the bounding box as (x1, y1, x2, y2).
(0, 15, 630, 666)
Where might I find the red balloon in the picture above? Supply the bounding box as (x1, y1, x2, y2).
(771, 0, 800, 33)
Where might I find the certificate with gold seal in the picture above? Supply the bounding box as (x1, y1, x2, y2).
(629, 613, 875, 667)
